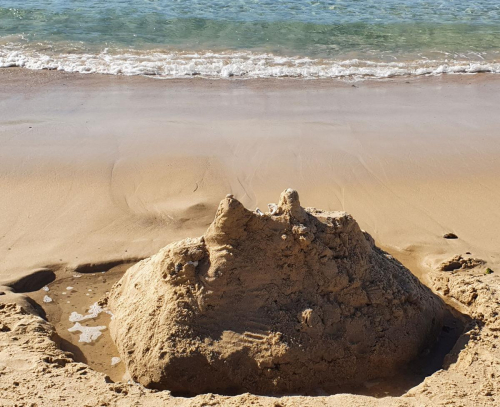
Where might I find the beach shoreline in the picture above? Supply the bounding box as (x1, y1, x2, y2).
(3, 0, 500, 402)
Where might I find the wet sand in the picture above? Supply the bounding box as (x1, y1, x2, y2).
(1, 69, 499, 285)
(27, 264, 131, 383)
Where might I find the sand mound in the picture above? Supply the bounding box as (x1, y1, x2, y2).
(108, 189, 446, 395)
(439, 255, 485, 272)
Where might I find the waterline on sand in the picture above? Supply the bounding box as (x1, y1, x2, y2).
(2, 45, 500, 80)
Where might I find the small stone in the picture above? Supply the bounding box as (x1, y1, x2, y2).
(443, 233, 458, 239)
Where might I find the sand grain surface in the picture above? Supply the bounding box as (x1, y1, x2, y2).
(1, 70, 499, 405)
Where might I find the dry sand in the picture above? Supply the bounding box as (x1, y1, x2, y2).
(0, 69, 500, 405)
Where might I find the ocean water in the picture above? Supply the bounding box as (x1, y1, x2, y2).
(1, 0, 499, 79)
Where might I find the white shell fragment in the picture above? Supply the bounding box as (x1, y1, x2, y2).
(111, 357, 121, 366)
(42, 286, 49, 292)
(43, 295, 52, 303)
(268, 203, 278, 215)
(255, 208, 264, 216)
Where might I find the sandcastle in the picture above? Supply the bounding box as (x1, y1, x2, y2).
(108, 189, 446, 395)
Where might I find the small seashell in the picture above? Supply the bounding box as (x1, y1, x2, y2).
(268, 203, 278, 215)
(43, 295, 52, 303)
(111, 357, 121, 366)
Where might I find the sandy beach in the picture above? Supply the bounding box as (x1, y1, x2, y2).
(1, 69, 500, 281)
(1, 69, 500, 405)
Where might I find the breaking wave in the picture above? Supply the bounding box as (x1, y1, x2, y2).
(1, 45, 499, 80)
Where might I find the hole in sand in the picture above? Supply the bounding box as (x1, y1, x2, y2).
(27, 262, 135, 383)
(73, 258, 144, 274)
(27, 260, 471, 397)
(9, 268, 56, 293)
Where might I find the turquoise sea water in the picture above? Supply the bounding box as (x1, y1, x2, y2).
(1, 0, 499, 78)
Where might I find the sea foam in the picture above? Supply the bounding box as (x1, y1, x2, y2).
(68, 322, 106, 343)
(1, 45, 500, 80)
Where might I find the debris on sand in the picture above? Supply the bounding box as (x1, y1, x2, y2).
(439, 255, 485, 272)
(111, 357, 121, 366)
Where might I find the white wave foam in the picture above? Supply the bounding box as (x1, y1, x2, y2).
(1, 45, 500, 80)
(68, 322, 106, 343)
(69, 302, 103, 322)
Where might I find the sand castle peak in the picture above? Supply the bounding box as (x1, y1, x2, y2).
(277, 188, 308, 222)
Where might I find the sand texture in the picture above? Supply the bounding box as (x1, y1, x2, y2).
(1, 70, 500, 406)
(108, 189, 445, 395)
(1, 238, 499, 406)
(1, 70, 500, 284)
